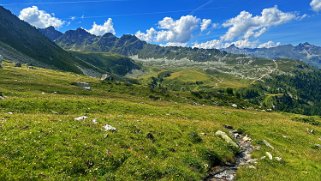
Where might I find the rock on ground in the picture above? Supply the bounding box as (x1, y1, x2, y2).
(265, 152, 273, 160)
(215, 130, 239, 149)
(74, 116, 88, 121)
(103, 124, 117, 132)
(263, 140, 274, 150)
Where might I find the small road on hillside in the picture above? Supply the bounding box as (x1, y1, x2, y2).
(251, 60, 278, 84)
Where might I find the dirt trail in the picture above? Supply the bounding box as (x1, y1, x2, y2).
(251, 59, 278, 84)
(205, 126, 256, 181)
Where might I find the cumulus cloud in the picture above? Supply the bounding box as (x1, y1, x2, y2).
(156, 15, 200, 43)
(135, 28, 157, 42)
(193, 39, 258, 49)
(161, 42, 188, 47)
(258, 41, 281, 48)
(221, 6, 296, 41)
(193, 40, 225, 49)
(310, 0, 321, 12)
(136, 15, 211, 45)
(87, 18, 116, 36)
(194, 6, 296, 49)
(19, 6, 64, 28)
(201, 19, 212, 32)
(194, 39, 281, 49)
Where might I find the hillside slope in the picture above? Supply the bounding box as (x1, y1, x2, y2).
(0, 6, 86, 73)
(0, 61, 320, 180)
(0, 6, 141, 77)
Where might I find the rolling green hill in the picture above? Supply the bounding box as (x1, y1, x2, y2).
(0, 61, 321, 180)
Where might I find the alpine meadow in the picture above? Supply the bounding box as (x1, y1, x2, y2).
(1, 1, 321, 180)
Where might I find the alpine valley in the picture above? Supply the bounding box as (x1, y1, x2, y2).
(0, 5, 321, 181)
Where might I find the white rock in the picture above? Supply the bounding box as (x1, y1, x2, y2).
(242, 135, 251, 142)
(275, 157, 282, 161)
(260, 156, 266, 160)
(314, 144, 321, 148)
(74, 116, 88, 121)
(100, 74, 109, 81)
(92, 119, 98, 124)
(282, 135, 288, 138)
(103, 124, 117, 132)
(266, 152, 273, 160)
(215, 130, 239, 149)
(248, 165, 256, 169)
(7, 112, 13, 115)
(263, 140, 274, 150)
(232, 104, 238, 108)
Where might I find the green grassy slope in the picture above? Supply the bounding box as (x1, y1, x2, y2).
(0, 6, 88, 74)
(72, 52, 141, 76)
(0, 62, 321, 180)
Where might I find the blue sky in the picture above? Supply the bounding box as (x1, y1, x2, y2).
(1, 0, 321, 48)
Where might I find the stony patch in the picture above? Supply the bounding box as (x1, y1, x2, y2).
(206, 126, 255, 181)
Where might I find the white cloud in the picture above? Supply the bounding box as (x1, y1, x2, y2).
(221, 6, 296, 41)
(310, 0, 321, 12)
(19, 6, 64, 28)
(201, 19, 212, 32)
(156, 15, 200, 43)
(136, 15, 204, 44)
(258, 41, 281, 48)
(161, 42, 188, 47)
(193, 39, 258, 49)
(194, 39, 281, 49)
(193, 40, 225, 49)
(193, 6, 296, 49)
(87, 18, 115, 36)
(135, 28, 157, 42)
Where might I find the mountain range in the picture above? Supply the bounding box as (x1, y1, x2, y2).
(222, 43, 321, 68)
(40, 26, 243, 63)
(40, 26, 321, 68)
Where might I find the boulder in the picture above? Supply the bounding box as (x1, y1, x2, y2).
(103, 124, 117, 132)
(313, 144, 321, 149)
(92, 119, 98, 124)
(275, 157, 282, 162)
(100, 74, 110, 81)
(74, 116, 88, 121)
(263, 140, 274, 150)
(215, 130, 239, 149)
(265, 152, 273, 160)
